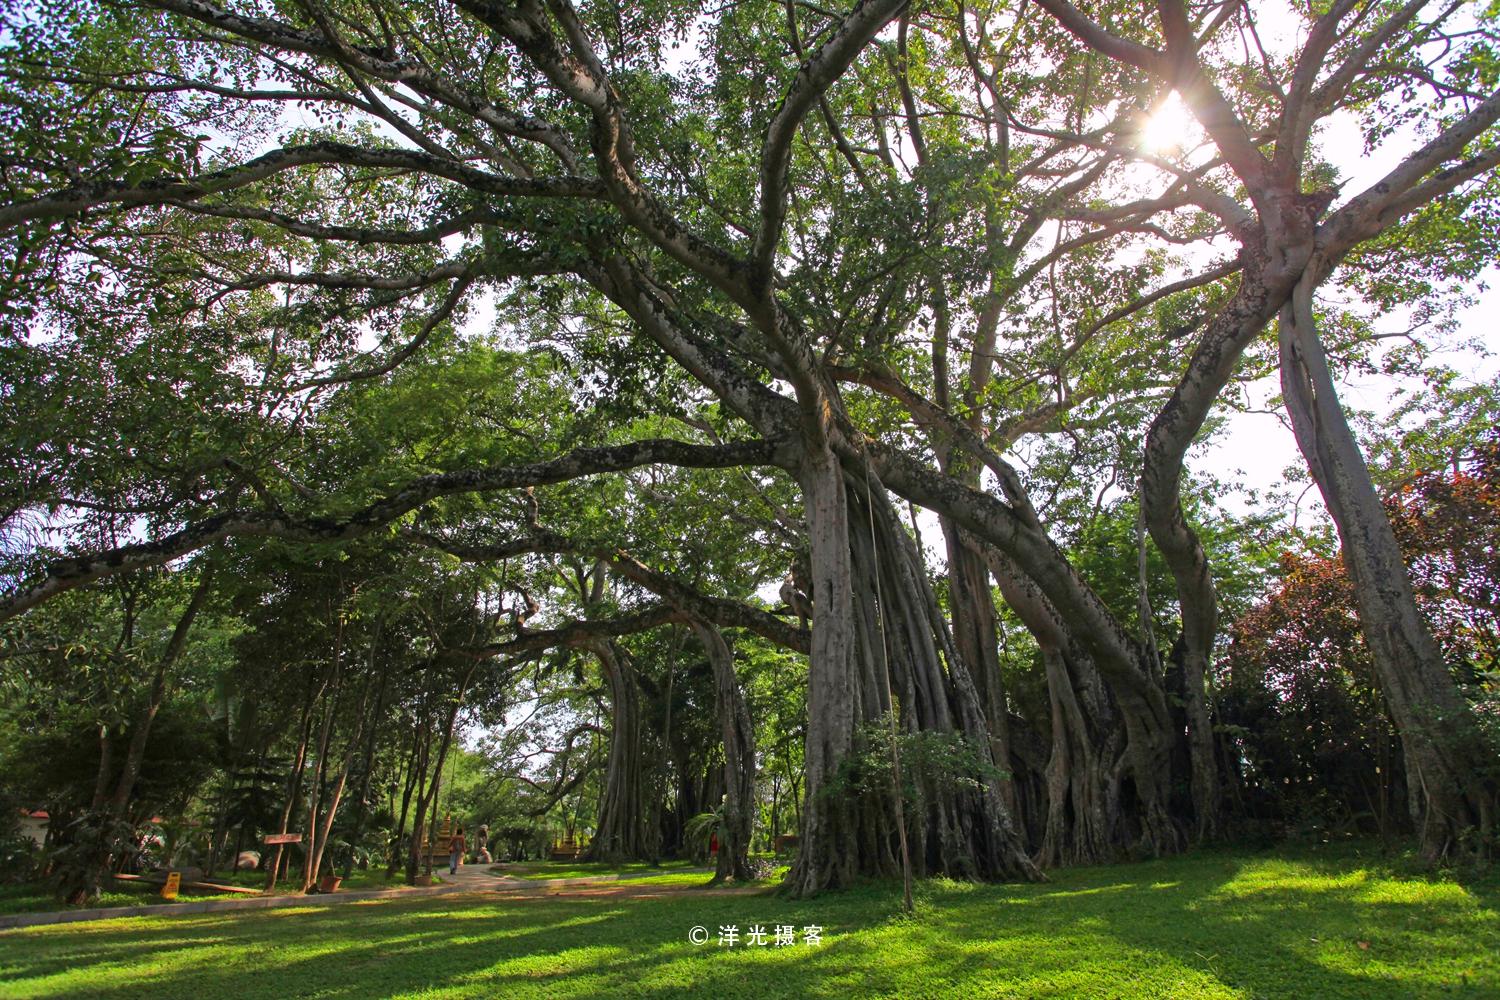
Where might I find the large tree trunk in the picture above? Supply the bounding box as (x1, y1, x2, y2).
(985, 547, 1123, 867)
(691, 622, 757, 884)
(1135, 232, 1322, 845)
(1131, 506, 1216, 842)
(940, 523, 1017, 806)
(1279, 281, 1497, 859)
(875, 448, 1186, 857)
(1134, 480, 1220, 840)
(931, 431, 1017, 814)
(1128, 491, 1219, 842)
(987, 538, 1169, 862)
(867, 483, 1036, 881)
(786, 446, 877, 896)
(588, 640, 655, 861)
(789, 448, 1040, 895)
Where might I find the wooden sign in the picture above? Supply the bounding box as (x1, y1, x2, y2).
(161, 871, 181, 900)
(263, 832, 302, 845)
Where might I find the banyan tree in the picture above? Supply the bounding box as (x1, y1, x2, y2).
(1, 0, 1496, 896)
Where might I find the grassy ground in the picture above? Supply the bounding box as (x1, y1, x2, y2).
(0, 868, 433, 916)
(497, 859, 701, 881)
(212, 868, 422, 893)
(0, 845, 1495, 999)
(0, 880, 260, 915)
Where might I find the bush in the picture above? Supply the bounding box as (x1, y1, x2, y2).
(0, 834, 39, 883)
(742, 856, 775, 880)
(43, 811, 136, 905)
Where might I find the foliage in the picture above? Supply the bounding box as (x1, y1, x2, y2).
(682, 805, 725, 857)
(1, 704, 221, 832)
(1223, 433, 1500, 836)
(829, 719, 1007, 808)
(0, 0, 1496, 899)
(41, 810, 136, 905)
(0, 834, 39, 884)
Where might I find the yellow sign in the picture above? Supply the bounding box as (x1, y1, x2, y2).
(162, 871, 181, 900)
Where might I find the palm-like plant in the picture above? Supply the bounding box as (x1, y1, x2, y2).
(683, 798, 727, 862)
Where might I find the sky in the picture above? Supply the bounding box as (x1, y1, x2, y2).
(1189, 96, 1500, 522)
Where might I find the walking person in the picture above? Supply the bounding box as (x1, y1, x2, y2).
(476, 824, 492, 864)
(448, 826, 466, 876)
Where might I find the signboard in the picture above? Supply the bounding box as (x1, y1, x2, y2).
(161, 871, 181, 900)
(263, 833, 302, 845)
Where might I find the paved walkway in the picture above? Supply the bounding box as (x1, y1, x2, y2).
(0, 865, 719, 932)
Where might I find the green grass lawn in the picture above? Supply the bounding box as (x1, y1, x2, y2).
(0, 880, 258, 915)
(0, 845, 1495, 999)
(214, 868, 417, 893)
(497, 858, 702, 880)
(0, 867, 438, 916)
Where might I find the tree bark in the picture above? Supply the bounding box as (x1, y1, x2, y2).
(786, 445, 869, 896)
(1279, 279, 1497, 858)
(405, 661, 475, 882)
(300, 611, 345, 893)
(267, 667, 324, 892)
(106, 564, 216, 818)
(90, 725, 113, 812)
(986, 547, 1123, 866)
(387, 719, 421, 878)
(588, 640, 655, 861)
(305, 666, 375, 889)
(872, 446, 1183, 856)
(344, 628, 389, 878)
(789, 449, 1040, 895)
(940, 522, 1016, 808)
(691, 621, 757, 884)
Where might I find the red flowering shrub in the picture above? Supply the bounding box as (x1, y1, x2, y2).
(1220, 434, 1499, 837)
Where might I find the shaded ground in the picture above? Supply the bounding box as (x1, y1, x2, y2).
(0, 845, 1495, 999)
(0, 880, 256, 915)
(0, 868, 438, 917)
(495, 859, 702, 881)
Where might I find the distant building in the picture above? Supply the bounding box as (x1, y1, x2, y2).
(17, 809, 47, 847)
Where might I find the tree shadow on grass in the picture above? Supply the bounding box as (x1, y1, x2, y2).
(0, 850, 1494, 999)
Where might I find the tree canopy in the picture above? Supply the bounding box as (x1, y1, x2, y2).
(1, 0, 1497, 899)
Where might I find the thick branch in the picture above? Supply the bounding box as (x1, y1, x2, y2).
(0, 141, 603, 231)
(0, 437, 782, 622)
(147, 0, 582, 167)
(1032, 0, 1165, 73)
(753, 0, 908, 288)
(410, 529, 810, 652)
(1319, 86, 1500, 261)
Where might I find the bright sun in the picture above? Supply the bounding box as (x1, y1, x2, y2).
(1139, 92, 1195, 155)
